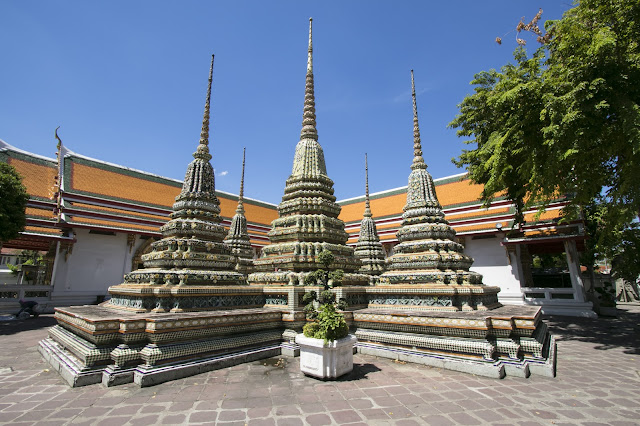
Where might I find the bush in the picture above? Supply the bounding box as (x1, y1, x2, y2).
(302, 304, 348, 342)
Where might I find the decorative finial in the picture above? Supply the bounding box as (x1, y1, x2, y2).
(364, 153, 371, 217)
(410, 70, 426, 170)
(237, 148, 246, 214)
(300, 18, 318, 141)
(307, 18, 313, 73)
(55, 126, 62, 150)
(195, 55, 214, 161)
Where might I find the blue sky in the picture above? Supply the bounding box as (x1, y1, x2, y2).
(1, 1, 573, 205)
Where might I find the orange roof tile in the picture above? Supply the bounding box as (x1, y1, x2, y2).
(244, 203, 278, 227)
(436, 179, 486, 208)
(68, 216, 161, 233)
(339, 192, 406, 223)
(70, 162, 180, 207)
(23, 225, 63, 236)
(25, 207, 55, 219)
(218, 197, 278, 228)
(7, 158, 57, 199)
(446, 207, 511, 222)
(70, 202, 169, 221)
(523, 209, 562, 223)
(451, 222, 509, 233)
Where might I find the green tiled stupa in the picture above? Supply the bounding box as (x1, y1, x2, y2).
(353, 154, 386, 277)
(249, 19, 368, 287)
(224, 148, 255, 274)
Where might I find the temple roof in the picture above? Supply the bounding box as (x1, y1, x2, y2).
(1, 139, 577, 251)
(0, 138, 275, 247)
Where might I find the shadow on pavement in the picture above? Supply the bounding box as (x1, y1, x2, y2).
(544, 304, 640, 354)
(0, 314, 56, 336)
(337, 363, 382, 381)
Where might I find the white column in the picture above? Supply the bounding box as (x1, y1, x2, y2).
(563, 240, 586, 303)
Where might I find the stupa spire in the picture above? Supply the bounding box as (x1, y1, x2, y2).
(354, 153, 385, 276)
(364, 154, 372, 218)
(236, 148, 246, 214)
(307, 17, 313, 73)
(224, 148, 254, 273)
(195, 54, 214, 162)
(300, 18, 318, 141)
(410, 70, 426, 170)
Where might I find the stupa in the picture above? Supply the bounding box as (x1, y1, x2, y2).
(39, 56, 284, 387)
(248, 19, 368, 287)
(347, 71, 556, 378)
(104, 55, 249, 314)
(375, 71, 500, 310)
(224, 148, 254, 274)
(353, 154, 386, 277)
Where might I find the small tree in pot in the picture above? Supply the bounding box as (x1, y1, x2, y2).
(296, 250, 356, 379)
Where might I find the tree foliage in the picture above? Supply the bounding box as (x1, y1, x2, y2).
(0, 162, 29, 244)
(582, 199, 640, 284)
(450, 0, 640, 276)
(451, 0, 639, 224)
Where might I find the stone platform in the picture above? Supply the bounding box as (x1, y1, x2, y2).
(39, 286, 556, 387)
(39, 305, 289, 387)
(353, 305, 555, 379)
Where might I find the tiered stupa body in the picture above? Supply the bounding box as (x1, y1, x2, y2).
(378, 71, 499, 310)
(224, 148, 254, 274)
(40, 57, 286, 388)
(106, 55, 247, 312)
(353, 154, 385, 276)
(249, 19, 367, 286)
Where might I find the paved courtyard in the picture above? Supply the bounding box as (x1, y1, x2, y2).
(0, 304, 639, 426)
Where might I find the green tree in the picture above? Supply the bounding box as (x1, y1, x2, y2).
(0, 162, 29, 249)
(450, 0, 640, 277)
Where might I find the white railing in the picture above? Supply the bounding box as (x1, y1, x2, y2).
(0, 284, 52, 301)
(522, 287, 576, 302)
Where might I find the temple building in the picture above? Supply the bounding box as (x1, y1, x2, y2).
(0, 134, 593, 318)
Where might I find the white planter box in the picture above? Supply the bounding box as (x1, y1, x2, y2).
(295, 334, 357, 379)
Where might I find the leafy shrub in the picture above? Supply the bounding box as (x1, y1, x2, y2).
(303, 304, 348, 342)
(300, 250, 349, 341)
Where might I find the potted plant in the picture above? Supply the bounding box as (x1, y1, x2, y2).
(296, 250, 357, 379)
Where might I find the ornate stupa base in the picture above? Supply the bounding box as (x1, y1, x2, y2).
(40, 286, 555, 387)
(248, 270, 370, 286)
(353, 305, 556, 379)
(38, 305, 288, 387)
(341, 284, 502, 312)
(379, 269, 484, 286)
(104, 284, 265, 313)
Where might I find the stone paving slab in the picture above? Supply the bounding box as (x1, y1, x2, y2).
(1, 304, 639, 425)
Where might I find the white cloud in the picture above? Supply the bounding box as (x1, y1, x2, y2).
(218, 170, 229, 177)
(393, 87, 430, 103)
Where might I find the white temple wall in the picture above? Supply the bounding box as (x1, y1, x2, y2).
(463, 235, 524, 305)
(50, 229, 143, 307)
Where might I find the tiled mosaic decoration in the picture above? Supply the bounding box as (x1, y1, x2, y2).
(247, 20, 368, 286)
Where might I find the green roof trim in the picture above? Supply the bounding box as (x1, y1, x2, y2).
(2, 149, 57, 168)
(66, 155, 183, 187)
